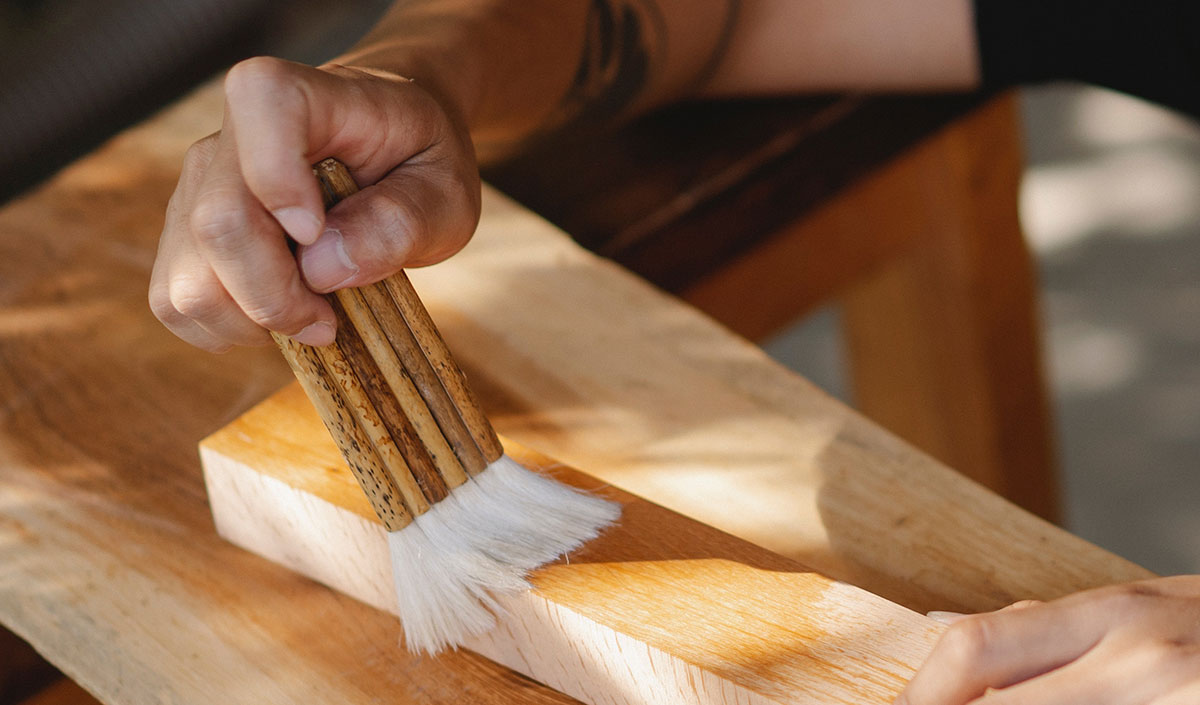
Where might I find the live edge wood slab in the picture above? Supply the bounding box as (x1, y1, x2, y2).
(201, 384, 942, 705)
(0, 79, 1154, 705)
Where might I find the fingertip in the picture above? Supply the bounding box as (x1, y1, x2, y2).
(928, 611, 969, 625)
(272, 206, 324, 245)
(291, 320, 336, 346)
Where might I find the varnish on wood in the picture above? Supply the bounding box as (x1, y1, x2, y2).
(266, 159, 619, 653)
(201, 386, 944, 705)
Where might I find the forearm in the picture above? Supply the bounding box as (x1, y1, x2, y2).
(338, 0, 739, 159)
(703, 0, 980, 96)
(156, 1, 750, 350)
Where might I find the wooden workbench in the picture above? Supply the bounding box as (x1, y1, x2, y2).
(0, 82, 1151, 703)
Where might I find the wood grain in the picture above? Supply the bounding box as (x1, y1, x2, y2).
(201, 397, 944, 705)
(0, 82, 581, 705)
(398, 184, 1152, 616)
(0, 79, 1153, 705)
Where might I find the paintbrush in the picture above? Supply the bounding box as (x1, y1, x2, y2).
(271, 158, 620, 654)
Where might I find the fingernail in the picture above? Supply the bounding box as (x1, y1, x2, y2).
(273, 207, 322, 245)
(292, 321, 335, 346)
(300, 229, 358, 292)
(927, 611, 968, 625)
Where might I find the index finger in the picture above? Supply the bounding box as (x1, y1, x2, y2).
(187, 131, 335, 343)
(898, 598, 1107, 704)
(221, 58, 441, 245)
(222, 57, 327, 244)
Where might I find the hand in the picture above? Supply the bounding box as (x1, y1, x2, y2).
(150, 57, 481, 352)
(897, 576, 1200, 704)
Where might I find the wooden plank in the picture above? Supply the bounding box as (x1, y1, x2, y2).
(200, 390, 943, 705)
(0, 83, 582, 705)
(399, 181, 1151, 616)
(0, 79, 1151, 705)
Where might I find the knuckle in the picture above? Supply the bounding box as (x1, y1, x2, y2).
(225, 56, 293, 96)
(182, 138, 217, 173)
(168, 276, 226, 321)
(1174, 643, 1200, 668)
(1102, 586, 1159, 616)
(453, 172, 482, 224)
(430, 181, 479, 262)
(371, 192, 428, 256)
(189, 193, 248, 249)
(409, 87, 442, 131)
(1124, 582, 1164, 598)
(148, 284, 182, 325)
(940, 618, 994, 667)
(1132, 638, 1200, 677)
(241, 294, 302, 332)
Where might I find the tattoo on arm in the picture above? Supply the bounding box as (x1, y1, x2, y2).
(687, 0, 740, 94)
(542, 0, 740, 135)
(541, 0, 664, 134)
(489, 0, 738, 159)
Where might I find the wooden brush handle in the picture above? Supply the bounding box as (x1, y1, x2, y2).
(270, 158, 503, 530)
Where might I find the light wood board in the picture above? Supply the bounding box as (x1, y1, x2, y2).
(399, 174, 1152, 615)
(0, 78, 1152, 705)
(201, 384, 943, 705)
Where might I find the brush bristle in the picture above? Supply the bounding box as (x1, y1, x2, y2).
(387, 455, 621, 654)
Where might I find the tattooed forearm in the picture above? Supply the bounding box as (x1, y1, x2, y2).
(543, 0, 665, 133)
(347, 0, 740, 156)
(540, 0, 740, 136)
(687, 0, 741, 94)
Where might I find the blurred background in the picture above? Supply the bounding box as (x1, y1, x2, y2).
(2, 1, 1197, 574)
(0, 0, 393, 201)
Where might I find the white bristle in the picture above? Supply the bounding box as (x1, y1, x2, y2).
(387, 455, 621, 654)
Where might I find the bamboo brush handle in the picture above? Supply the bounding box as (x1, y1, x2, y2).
(271, 158, 503, 531)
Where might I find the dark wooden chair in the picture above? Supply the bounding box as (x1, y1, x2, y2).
(485, 91, 1060, 522)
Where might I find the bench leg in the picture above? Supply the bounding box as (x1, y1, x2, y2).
(683, 93, 1060, 521)
(841, 94, 1060, 522)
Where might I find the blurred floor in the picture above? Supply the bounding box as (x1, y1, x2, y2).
(765, 84, 1200, 576)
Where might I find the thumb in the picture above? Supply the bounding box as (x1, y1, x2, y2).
(297, 166, 480, 292)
